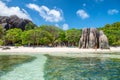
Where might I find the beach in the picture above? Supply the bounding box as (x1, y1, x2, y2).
(0, 46, 120, 58)
(0, 46, 120, 53)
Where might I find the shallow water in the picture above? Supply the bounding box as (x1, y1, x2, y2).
(0, 53, 120, 80)
(0, 54, 46, 80)
(44, 55, 120, 80)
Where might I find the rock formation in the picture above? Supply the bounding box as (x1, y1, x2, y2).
(79, 28, 109, 49)
(0, 15, 35, 30)
(99, 30, 109, 49)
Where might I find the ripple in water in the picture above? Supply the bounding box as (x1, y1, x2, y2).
(1, 54, 120, 80)
(0, 55, 47, 80)
(44, 55, 120, 80)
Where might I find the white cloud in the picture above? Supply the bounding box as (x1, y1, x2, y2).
(63, 23, 69, 30)
(55, 24, 59, 27)
(108, 9, 119, 15)
(27, 3, 63, 22)
(0, 1, 31, 20)
(76, 9, 89, 19)
(83, 3, 86, 7)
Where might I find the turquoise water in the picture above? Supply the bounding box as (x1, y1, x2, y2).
(0, 54, 120, 80)
(44, 55, 120, 80)
(0, 55, 46, 80)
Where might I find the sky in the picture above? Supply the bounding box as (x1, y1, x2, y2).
(0, 0, 120, 30)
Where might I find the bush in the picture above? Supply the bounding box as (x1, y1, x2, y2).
(15, 43, 22, 46)
(0, 39, 4, 46)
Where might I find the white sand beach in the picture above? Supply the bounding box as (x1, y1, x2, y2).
(1, 46, 120, 59)
(0, 46, 120, 53)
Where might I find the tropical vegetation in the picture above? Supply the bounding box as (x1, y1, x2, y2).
(99, 22, 120, 46)
(0, 22, 120, 47)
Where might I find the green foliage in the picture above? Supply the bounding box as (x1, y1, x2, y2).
(2, 21, 120, 46)
(0, 25, 5, 39)
(58, 31, 66, 43)
(21, 30, 34, 45)
(33, 29, 52, 45)
(0, 39, 4, 46)
(39, 25, 63, 46)
(5, 28, 22, 45)
(100, 22, 120, 46)
(15, 43, 22, 46)
(25, 22, 36, 30)
(65, 28, 81, 46)
(21, 29, 52, 46)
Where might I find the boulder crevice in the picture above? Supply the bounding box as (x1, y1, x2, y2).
(79, 28, 109, 49)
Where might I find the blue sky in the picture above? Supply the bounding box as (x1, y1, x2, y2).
(0, 0, 120, 30)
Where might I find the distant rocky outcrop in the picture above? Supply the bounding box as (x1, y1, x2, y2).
(0, 15, 35, 30)
(79, 28, 109, 49)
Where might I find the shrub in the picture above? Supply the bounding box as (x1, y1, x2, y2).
(0, 39, 4, 46)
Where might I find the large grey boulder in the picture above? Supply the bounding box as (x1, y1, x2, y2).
(79, 28, 109, 49)
(99, 30, 109, 49)
(89, 28, 99, 48)
(89, 28, 96, 48)
(79, 28, 90, 48)
(0, 15, 36, 30)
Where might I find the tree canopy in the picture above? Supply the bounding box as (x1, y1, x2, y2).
(65, 28, 81, 46)
(99, 22, 120, 46)
(25, 22, 36, 30)
(0, 21, 120, 47)
(21, 29, 52, 46)
(39, 25, 64, 46)
(5, 28, 22, 45)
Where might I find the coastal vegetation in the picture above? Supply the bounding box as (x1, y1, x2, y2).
(99, 22, 120, 46)
(0, 22, 120, 47)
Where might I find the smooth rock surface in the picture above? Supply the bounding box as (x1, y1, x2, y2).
(79, 28, 109, 49)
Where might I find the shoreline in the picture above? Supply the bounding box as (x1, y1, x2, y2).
(0, 46, 120, 59)
(0, 46, 120, 53)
